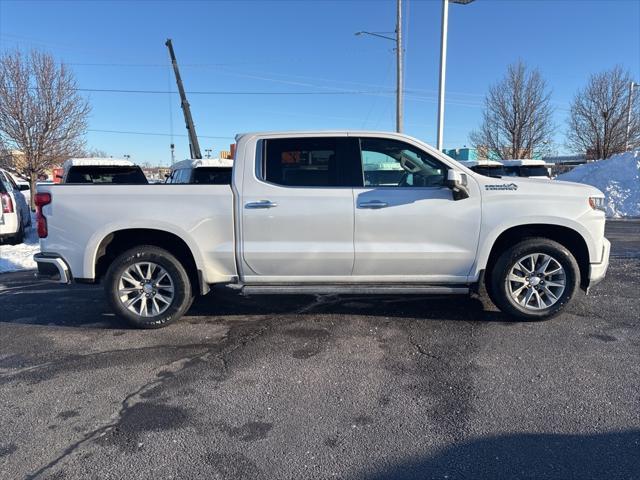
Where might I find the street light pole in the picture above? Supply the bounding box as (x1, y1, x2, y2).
(436, 0, 449, 152)
(625, 81, 638, 151)
(396, 0, 403, 133)
(436, 0, 474, 151)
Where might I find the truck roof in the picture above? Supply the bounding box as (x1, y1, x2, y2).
(462, 160, 503, 168)
(171, 158, 234, 170)
(236, 130, 410, 140)
(63, 158, 135, 170)
(501, 159, 550, 167)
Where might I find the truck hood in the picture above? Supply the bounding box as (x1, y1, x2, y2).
(474, 175, 604, 198)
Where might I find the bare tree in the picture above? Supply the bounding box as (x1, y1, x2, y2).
(566, 66, 639, 160)
(82, 148, 110, 158)
(0, 49, 90, 207)
(470, 61, 554, 160)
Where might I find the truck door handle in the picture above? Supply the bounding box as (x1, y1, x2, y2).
(245, 200, 278, 209)
(358, 200, 388, 209)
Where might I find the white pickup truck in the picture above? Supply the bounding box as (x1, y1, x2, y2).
(34, 131, 610, 328)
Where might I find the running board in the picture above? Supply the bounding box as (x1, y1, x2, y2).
(237, 284, 469, 296)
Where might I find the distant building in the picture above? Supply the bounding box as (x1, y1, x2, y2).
(444, 146, 543, 161)
(443, 147, 478, 161)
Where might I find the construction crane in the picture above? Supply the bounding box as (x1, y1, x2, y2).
(165, 39, 202, 159)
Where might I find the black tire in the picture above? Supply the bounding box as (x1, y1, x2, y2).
(489, 238, 580, 321)
(104, 246, 194, 329)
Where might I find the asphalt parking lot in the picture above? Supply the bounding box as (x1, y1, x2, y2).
(1, 220, 639, 480)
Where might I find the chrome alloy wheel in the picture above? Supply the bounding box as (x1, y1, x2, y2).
(506, 253, 566, 310)
(118, 262, 174, 317)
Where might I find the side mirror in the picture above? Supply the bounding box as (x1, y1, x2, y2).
(18, 184, 30, 191)
(446, 169, 469, 200)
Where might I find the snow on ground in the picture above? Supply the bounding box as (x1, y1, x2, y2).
(557, 151, 640, 218)
(0, 213, 39, 273)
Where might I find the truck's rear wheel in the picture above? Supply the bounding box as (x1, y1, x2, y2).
(105, 246, 193, 328)
(490, 238, 580, 320)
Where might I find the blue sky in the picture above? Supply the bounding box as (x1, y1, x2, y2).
(1, 0, 638, 165)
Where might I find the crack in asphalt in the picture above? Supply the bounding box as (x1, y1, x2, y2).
(0, 343, 225, 381)
(24, 346, 213, 480)
(410, 340, 442, 360)
(24, 294, 336, 479)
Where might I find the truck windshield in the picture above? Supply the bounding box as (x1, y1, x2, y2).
(472, 166, 505, 178)
(519, 166, 550, 177)
(192, 167, 233, 185)
(503, 166, 549, 178)
(66, 166, 148, 184)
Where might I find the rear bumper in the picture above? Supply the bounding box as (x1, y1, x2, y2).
(34, 253, 71, 284)
(587, 237, 610, 291)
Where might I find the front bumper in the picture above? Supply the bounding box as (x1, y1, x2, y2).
(34, 253, 72, 284)
(587, 237, 610, 291)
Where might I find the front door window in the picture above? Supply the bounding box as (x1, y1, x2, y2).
(360, 137, 447, 188)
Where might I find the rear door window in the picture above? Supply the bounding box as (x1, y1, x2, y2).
(192, 167, 232, 185)
(263, 137, 361, 187)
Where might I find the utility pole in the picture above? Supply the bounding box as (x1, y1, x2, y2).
(165, 39, 202, 159)
(396, 0, 403, 133)
(626, 81, 638, 151)
(355, 0, 403, 133)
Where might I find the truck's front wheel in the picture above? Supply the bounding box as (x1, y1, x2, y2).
(490, 238, 580, 320)
(105, 246, 193, 328)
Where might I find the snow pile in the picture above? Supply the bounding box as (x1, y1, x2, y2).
(0, 213, 39, 273)
(557, 151, 640, 218)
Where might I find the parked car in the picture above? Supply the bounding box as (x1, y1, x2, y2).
(0, 168, 31, 245)
(167, 158, 233, 185)
(34, 131, 610, 328)
(462, 160, 506, 178)
(60, 158, 148, 184)
(501, 159, 552, 179)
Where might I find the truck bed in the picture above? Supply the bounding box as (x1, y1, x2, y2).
(37, 184, 237, 284)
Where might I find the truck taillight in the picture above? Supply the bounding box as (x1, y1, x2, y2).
(35, 192, 52, 238)
(1, 193, 14, 213)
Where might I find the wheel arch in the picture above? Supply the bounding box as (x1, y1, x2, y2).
(91, 228, 207, 296)
(480, 223, 591, 290)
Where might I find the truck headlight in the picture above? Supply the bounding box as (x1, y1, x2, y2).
(588, 196, 605, 212)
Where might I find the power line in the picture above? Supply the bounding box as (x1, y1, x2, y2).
(88, 129, 233, 139)
(77, 88, 395, 95)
